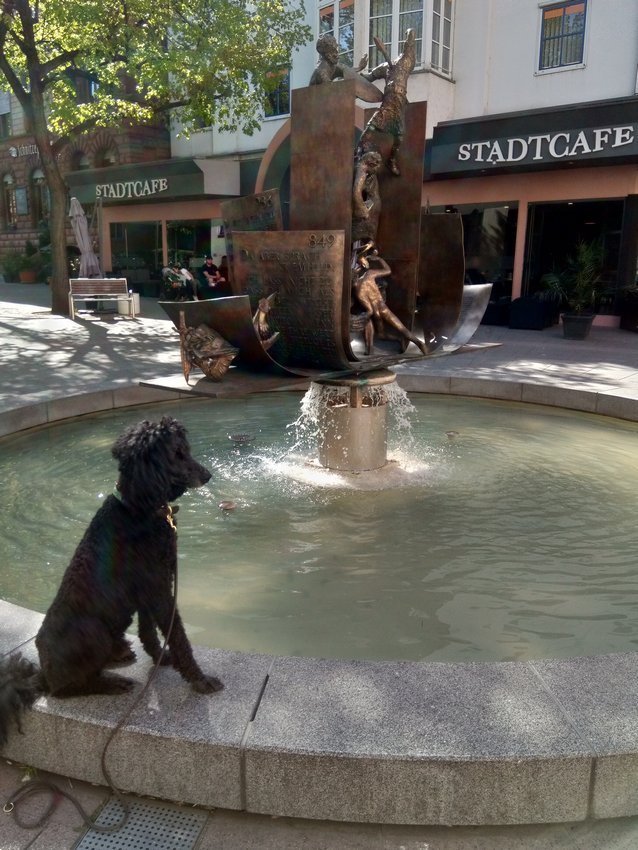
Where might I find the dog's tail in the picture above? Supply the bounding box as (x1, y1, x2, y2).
(0, 653, 44, 747)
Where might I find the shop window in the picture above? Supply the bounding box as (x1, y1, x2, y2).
(30, 168, 49, 226)
(110, 221, 162, 278)
(369, 0, 425, 69)
(2, 173, 17, 228)
(524, 200, 622, 304)
(167, 219, 216, 270)
(539, 1, 586, 70)
(319, 0, 355, 66)
(264, 68, 290, 118)
(460, 204, 517, 298)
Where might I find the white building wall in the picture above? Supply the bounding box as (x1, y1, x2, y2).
(171, 0, 638, 158)
(452, 0, 638, 119)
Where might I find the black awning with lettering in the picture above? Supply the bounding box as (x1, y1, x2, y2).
(66, 157, 240, 204)
(427, 95, 638, 180)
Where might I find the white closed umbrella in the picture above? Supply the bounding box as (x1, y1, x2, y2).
(69, 197, 101, 277)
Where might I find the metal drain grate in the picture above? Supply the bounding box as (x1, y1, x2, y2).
(74, 797, 208, 850)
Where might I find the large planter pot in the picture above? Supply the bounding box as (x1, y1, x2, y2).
(561, 312, 595, 340)
(18, 269, 38, 283)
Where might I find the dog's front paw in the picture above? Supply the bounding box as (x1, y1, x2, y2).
(109, 639, 137, 665)
(101, 673, 136, 694)
(191, 675, 224, 694)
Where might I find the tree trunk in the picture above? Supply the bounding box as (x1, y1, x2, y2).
(31, 104, 70, 315)
(46, 176, 70, 316)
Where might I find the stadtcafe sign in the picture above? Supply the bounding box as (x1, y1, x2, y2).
(429, 107, 638, 177)
(457, 124, 634, 166)
(95, 177, 169, 200)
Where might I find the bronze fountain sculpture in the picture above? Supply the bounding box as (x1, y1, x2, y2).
(162, 32, 491, 471)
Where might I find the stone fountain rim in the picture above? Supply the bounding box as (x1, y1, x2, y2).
(1, 375, 638, 827)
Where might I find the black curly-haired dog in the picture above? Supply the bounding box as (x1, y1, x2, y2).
(0, 416, 222, 746)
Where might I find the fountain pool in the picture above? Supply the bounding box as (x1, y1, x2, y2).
(1, 392, 637, 664)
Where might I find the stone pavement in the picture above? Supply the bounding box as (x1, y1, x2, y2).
(2, 281, 638, 849)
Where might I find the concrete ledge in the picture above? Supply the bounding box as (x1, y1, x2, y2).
(0, 386, 189, 438)
(394, 373, 638, 422)
(3, 375, 638, 826)
(4, 598, 638, 826)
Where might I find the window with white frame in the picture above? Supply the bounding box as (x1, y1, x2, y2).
(539, 1, 586, 70)
(431, 0, 452, 74)
(366, 0, 453, 76)
(369, 0, 423, 68)
(320, 0, 355, 66)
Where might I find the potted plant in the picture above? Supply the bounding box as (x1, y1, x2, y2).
(540, 239, 605, 339)
(1, 243, 46, 283)
(19, 240, 46, 283)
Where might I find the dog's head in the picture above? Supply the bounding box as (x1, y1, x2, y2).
(112, 416, 211, 511)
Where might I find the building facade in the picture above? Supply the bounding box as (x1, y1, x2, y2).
(5, 0, 637, 317)
(423, 0, 638, 324)
(0, 87, 171, 276)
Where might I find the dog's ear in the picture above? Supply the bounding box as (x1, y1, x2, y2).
(112, 420, 175, 511)
(159, 415, 187, 443)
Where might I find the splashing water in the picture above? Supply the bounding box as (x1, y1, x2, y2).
(286, 380, 416, 459)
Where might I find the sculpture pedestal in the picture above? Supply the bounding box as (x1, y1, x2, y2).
(315, 369, 396, 471)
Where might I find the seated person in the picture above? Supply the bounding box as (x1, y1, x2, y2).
(179, 263, 198, 298)
(162, 264, 195, 300)
(199, 255, 231, 298)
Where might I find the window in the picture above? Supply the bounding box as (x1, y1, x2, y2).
(431, 0, 452, 74)
(3, 173, 17, 228)
(95, 147, 118, 168)
(539, 1, 586, 70)
(264, 68, 290, 118)
(369, 0, 424, 68)
(70, 150, 90, 171)
(0, 90, 10, 139)
(30, 168, 49, 225)
(320, 0, 355, 66)
(0, 91, 11, 139)
(70, 72, 98, 104)
(367, 1, 452, 76)
(0, 114, 10, 139)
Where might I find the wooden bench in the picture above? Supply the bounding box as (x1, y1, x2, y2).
(68, 278, 136, 320)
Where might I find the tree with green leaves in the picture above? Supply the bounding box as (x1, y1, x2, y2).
(0, 0, 310, 314)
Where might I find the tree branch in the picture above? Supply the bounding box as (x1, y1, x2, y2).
(50, 115, 100, 155)
(40, 49, 82, 79)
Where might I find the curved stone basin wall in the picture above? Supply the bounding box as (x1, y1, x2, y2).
(1, 377, 638, 826)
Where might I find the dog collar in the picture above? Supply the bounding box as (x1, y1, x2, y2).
(113, 487, 176, 531)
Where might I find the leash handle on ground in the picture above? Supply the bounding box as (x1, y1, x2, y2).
(3, 778, 126, 833)
(3, 563, 179, 835)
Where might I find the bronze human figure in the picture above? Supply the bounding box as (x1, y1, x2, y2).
(252, 292, 280, 350)
(357, 29, 416, 175)
(352, 251, 429, 354)
(309, 34, 367, 85)
(351, 150, 383, 244)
